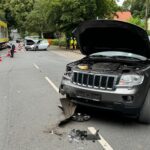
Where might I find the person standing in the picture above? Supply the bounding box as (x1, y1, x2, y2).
(73, 37, 77, 50)
(10, 43, 15, 58)
(70, 37, 74, 50)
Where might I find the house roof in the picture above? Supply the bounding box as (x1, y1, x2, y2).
(114, 11, 132, 22)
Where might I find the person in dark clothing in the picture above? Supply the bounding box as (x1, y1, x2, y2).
(10, 44, 15, 58)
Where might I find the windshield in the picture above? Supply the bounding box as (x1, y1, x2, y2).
(90, 51, 147, 61)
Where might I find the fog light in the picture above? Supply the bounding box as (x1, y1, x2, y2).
(122, 96, 134, 103)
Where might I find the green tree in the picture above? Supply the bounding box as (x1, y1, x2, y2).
(9, 0, 34, 34)
(0, 0, 34, 34)
(48, 0, 119, 35)
(0, 0, 119, 36)
(51, 0, 97, 32)
(123, 0, 150, 30)
(122, 0, 135, 10)
(95, 0, 118, 19)
(0, 9, 5, 20)
(123, 0, 150, 18)
(0, 0, 6, 20)
(25, 0, 52, 37)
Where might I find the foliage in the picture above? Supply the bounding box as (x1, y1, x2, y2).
(51, 39, 66, 47)
(122, 0, 134, 10)
(48, 0, 119, 35)
(0, 9, 5, 20)
(0, 0, 34, 33)
(48, 0, 97, 35)
(25, 0, 51, 37)
(128, 17, 145, 28)
(10, 0, 34, 33)
(0, 0, 119, 36)
(123, 0, 150, 18)
(147, 30, 150, 35)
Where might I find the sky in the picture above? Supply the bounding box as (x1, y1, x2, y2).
(115, 0, 125, 6)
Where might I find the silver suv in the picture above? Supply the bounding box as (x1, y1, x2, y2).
(59, 20, 150, 123)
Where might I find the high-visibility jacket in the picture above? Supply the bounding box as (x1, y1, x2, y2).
(70, 39, 73, 45)
(73, 39, 77, 45)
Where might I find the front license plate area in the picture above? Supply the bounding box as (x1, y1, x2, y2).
(77, 91, 101, 101)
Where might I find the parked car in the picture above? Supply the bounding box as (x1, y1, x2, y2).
(24, 38, 39, 51)
(59, 20, 150, 123)
(34, 39, 49, 51)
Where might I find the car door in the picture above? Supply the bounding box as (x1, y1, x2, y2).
(38, 40, 48, 50)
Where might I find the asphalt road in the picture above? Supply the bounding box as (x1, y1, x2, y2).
(0, 46, 150, 150)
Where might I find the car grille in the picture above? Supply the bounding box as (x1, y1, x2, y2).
(72, 71, 118, 90)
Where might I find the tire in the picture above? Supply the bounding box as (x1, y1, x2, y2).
(139, 89, 150, 124)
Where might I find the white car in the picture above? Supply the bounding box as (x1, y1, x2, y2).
(34, 39, 49, 51)
(25, 38, 39, 51)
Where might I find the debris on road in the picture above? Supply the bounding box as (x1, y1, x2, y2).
(58, 98, 77, 126)
(44, 98, 77, 136)
(60, 98, 77, 119)
(71, 113, 91, 122)
(58, 98, 91, 124)
(68, 129, 100, 143)
(46, 98, 92, 138)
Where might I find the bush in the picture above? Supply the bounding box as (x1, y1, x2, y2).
(147, 30, 150, 35)
(128, 17, 145, 29)
(51, 39, 66, 47)
(51, 39, 59, 45)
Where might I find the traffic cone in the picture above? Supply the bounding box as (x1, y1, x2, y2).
(6, 50, 11, 57)
(6, 53, 10, 57)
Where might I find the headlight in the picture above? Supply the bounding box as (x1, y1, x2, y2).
(66, 66, 72, 72)
(31, 45, 34, 48)
(64, 66, 72, 78)
(117, 74, 144, 87)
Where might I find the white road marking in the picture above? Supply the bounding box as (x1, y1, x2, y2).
(33, 64, 40, 70)
(88, 127, 113, 150)
(45, 76, 59, 93)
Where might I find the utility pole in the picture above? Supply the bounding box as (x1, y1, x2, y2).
(145, 0, 149, 31)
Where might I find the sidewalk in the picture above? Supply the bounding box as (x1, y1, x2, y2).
(49, 45, 84, 60)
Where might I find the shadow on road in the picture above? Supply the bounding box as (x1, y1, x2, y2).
(74, 105, 142, 127)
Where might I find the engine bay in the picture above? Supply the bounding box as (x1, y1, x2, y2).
(70, 58, 148, 74)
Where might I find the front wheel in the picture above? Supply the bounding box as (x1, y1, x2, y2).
(139, 89, 150, 124)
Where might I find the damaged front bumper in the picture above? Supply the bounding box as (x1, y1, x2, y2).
(59, 75, 146, 116)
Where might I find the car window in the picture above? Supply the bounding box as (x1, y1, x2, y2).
(37, 40, 41, 44)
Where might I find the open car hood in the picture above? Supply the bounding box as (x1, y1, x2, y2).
(73, 20, 150, 58)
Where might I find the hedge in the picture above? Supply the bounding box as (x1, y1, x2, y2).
(51, 39, 66, 47)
